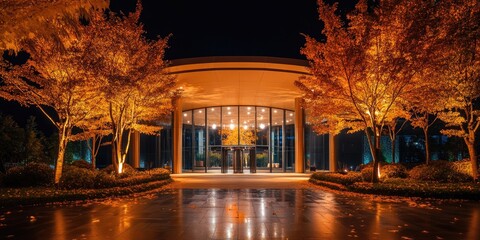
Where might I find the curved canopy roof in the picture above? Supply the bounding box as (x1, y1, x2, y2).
(168, 56, 309, 111)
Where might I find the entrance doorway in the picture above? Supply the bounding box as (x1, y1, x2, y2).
(221, 147, 256, 173)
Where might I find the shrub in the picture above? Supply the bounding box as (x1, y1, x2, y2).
(408, 160, 471, 183)
(59, 167, 95, 189)
(380, 164, 407, 180)
(93, 171, 116, 189)
(3, 162, 53, 187)
(361, 167, 373, 182)
(101, 163, 137, 177)
(350, 181, 480, 200)
(146, 168, 170, 177)
(310, 172, 362, 186)
(71, 160, 93, 170)
(451, 159, 475, 179)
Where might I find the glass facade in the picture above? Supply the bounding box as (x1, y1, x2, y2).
(182, 106, 295, 173)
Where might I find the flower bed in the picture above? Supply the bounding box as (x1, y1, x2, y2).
(0, 178, 172, 207)
(309, 171, 480, 200)
(309, 178, 348, 191)
(0, 165, 172, 206)
(350, 181, 480, 200)
(310, 172, 362, 186)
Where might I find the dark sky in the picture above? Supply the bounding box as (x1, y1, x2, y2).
(109, 0, 356, 60)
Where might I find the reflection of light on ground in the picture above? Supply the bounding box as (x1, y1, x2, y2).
(226, 223, 233, 238)
(467, 208, 479, 240)
(246, 221, 252, 239)
(260, 200, 266, 217)
(54, 210, 66, 240)
(119, 204, 131, 231)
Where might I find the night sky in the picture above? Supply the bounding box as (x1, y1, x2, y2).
(110, 0, 356, 60)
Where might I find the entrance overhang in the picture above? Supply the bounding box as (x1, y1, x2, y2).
(167, 56, 309, 111)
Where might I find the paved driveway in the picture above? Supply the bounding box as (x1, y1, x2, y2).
(0, 174, 479, 239)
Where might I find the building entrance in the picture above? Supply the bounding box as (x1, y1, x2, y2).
(182, 106, 295, 173)
(221, 147, 256, 173)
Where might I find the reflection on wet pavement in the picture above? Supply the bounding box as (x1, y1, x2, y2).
(0, 188, 479, 239)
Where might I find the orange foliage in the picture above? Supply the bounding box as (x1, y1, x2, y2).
(296, 0, 435, 182)
(84, 6, 179, 173)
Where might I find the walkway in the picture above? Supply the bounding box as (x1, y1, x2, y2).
(171, 173, 310, 189)
(0, 174, 479, 239)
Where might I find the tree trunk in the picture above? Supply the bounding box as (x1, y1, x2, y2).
(391, 138, 396, 164)
(90, 137, 96, 169)
(111, 143, 118, 170)
(423, 128, 430, 165)
(465, 139, 478, 182)
(54, 129, 68, 185)
(373, 132, 381, 182)
(114, 134, 123, 174)
(365, 128, 380, 183)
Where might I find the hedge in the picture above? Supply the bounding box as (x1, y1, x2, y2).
(310, 172, 362, 186)
(0, 178, 172, 207)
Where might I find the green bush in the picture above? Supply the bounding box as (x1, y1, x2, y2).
(71, 159, 93, 170)
(59, 166, 95, 189)
(408, 160, 471, 183)
(380, 164, 407, 180)
(361, 167, 374, 182)
(310, 172, 362, 186)
(3, 162, 53, 187)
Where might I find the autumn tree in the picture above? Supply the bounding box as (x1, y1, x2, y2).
(87, 7, 178, 174)
(407, 79, 448, 165)
(0, 15, 102, 184)
(296, 0, 434, 182)
(436, 0, 480, 181)
(0, 0, 108, 52)
(222, 127, 257, 146)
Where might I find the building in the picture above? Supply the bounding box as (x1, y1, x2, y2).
(121, 56, 336, 173)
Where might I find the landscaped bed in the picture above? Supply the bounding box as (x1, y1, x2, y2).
(0, 161, 172, 207)
(310, 160, 480, 200)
